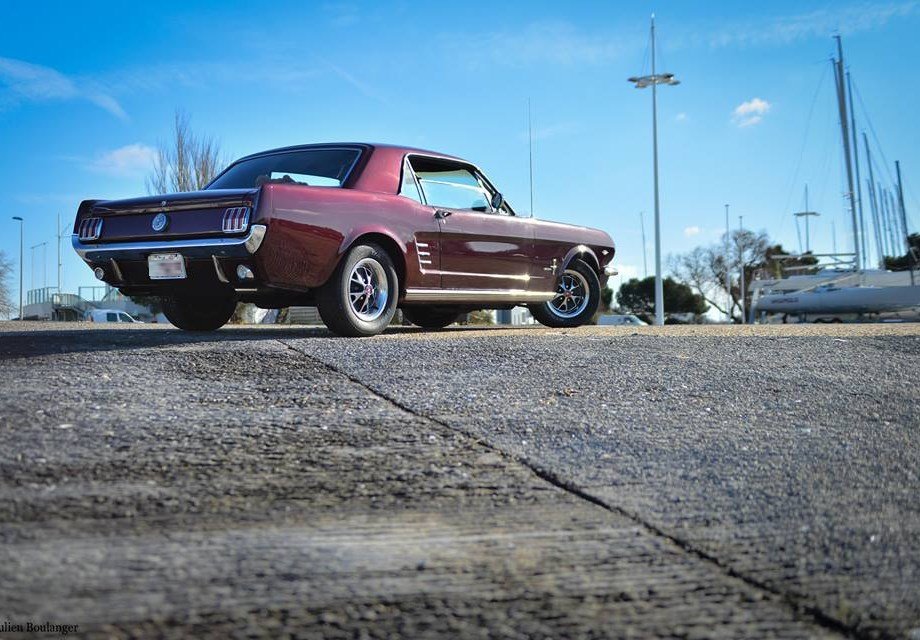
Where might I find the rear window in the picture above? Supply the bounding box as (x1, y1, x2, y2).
(208, 148, 361, 189)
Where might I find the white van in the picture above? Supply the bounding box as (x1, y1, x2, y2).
(85, 309, 142, 323)
(597, 314, 648, 326)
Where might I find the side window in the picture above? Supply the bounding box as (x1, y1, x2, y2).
(398, 160, 424, 203)
(119, 313, 132, 323)
(415, 165, 490, 211)
(106, 312, 118, 322)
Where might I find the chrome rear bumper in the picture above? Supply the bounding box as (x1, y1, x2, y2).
(72, 225, 267, 261)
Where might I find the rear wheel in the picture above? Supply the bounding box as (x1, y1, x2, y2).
(317, 243, 398, 337)
(162, 294, 236, 331)
(402, 306, 462, 329)
(528, 259, 600, 328)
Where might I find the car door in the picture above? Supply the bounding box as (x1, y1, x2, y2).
(411, 157, 533, 292)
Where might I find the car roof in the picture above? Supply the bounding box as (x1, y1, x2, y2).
(232, 142, 467, 165)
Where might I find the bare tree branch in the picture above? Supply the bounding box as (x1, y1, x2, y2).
(146, 110, 225, 195)
(0, 250, 14, 319)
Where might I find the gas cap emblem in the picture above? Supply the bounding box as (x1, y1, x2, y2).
(151, 213, 169, 232)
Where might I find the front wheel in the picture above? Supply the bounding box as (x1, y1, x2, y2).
(162, 294, 236, 331)
(528, 259, 600, 328)
(317, 243, 399, 337)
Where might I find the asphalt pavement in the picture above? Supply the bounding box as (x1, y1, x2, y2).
(0, 322, 918, 639)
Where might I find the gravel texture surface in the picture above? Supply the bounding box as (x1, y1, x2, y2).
(0, 322, 917, 639)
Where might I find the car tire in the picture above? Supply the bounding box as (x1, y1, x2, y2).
(528, 259, 600, 328)
(317, 243, 399, 337)
(162, 294, 236, 331)
(402, 306, 462, 329)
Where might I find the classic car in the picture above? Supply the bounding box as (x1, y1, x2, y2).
(73, 143, 616, 336)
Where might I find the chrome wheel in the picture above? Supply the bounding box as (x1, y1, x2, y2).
(348, 257, 389, 322)
(549, 269, 590, 319)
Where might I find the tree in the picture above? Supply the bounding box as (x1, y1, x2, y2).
(616, 276, 708, 320)
(600, 286, 613, 312)
(146, 110, 225, 194)
(883, 233, 920, 271)
(669, 230, 816, 322)
(0, 250, 13, 319)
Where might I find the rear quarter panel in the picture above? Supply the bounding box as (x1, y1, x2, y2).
(254, 183, 440, 292)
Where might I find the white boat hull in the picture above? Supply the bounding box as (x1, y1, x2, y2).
(755, 285, 920, 314)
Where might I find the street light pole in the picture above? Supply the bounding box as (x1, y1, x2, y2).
(628, 14, 679, 326)
(12, 217, 23, 320)
(724, 204, 731, 322)
(738, 215, 746, 325)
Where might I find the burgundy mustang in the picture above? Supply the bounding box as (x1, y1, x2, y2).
(73, 143, 616, 336)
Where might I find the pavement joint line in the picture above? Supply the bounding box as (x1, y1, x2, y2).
(276, 338, 871, 640)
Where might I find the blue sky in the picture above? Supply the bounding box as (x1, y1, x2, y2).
(2, 0, 920, 309)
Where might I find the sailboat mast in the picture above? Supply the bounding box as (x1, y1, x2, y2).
(846, 71, 867, 270)
(833, 36, 860, 271)
(895, 161, 915, 283)
(863, 133, 884, 267)
(895, 161, 910, 253)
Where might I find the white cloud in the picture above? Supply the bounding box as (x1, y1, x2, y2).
(732, 98, 771, 127)
(684, 226, 701, 237)
(473, 21, 634, 67)
(675, 112, 688, 123)
(702, 1, 919, 48)
(87, 144, 157, 176)
(0, 57, 126, 120)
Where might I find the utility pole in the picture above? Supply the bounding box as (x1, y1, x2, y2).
(738, 215, 746, 325)
(12, 217, 23, 320)
(794, 185, 820, 253)
(639, 211, 648, 279)
(833, 36, 860, 271)
(832, 221, 838, 255)
(725, 203, 732, 322)
(628, 14, 680, 326)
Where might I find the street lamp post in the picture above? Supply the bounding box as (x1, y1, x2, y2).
(724, 204, 731, 322)
(12, 217, 23, 320)
(629, 14, 679, 326)
(738, 215, 746, 325)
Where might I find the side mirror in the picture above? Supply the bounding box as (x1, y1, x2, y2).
(490, 192, 504, 211)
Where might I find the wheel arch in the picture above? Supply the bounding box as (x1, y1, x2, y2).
(561, 244, 600, 274)
(338, 231, 407, 295)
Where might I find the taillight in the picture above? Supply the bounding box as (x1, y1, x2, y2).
(78, 217, 103, 241)
(222, 207, 250, 233)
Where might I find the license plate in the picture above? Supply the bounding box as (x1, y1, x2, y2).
(148, 253, 187, 280)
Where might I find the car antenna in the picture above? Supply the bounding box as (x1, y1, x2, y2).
(528, 97, 534, 218)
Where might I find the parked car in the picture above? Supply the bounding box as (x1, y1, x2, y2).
(597, 314, 648, 326)
(85, 309, 142, 323)
(73, 143, 616, 336)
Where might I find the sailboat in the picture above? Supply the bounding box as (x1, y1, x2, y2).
(752, 36, 919, 322)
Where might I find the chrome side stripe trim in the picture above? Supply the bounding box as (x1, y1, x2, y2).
(425, 270, 531, 282)
(403, 288, 555, 303)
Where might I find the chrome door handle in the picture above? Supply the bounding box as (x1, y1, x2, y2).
(434, 209, 453, 219)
